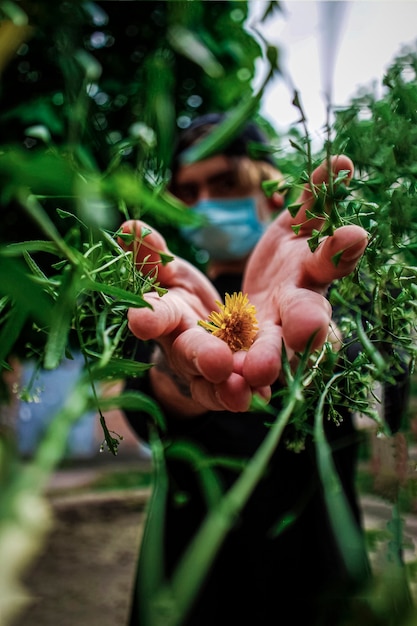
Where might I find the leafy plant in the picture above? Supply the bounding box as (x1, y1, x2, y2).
(0, 1, 283, 622)
(0, 1, 417, 625)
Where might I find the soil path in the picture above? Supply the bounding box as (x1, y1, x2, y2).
(9, 454, 417, 626)
(12, 487, 149, 626)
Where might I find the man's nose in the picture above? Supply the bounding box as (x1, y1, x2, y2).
(195, 185, 212, 203)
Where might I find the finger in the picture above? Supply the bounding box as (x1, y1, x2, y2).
(243, 323, 285, 387)
(303, 224, 368, 287)
(127, 292, 183, 340)
(190, 373, 254, 412)
(217, 373, 256, 412)
(280, 289, 332, 353)
(253, 385, 272, 404)
(171, 328, 234, 384)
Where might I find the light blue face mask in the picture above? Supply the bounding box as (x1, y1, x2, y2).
(179, 197, 267, 261)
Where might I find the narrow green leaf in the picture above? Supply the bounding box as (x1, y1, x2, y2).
(96, 391, 166, 432)
(17, 192, 80, 265)
(102, 172, 202, 226)
(180, 67, 275, 166)
(355, 313, 386, 377)
(44, 268, 80, 370)
(333, 169, 351, 185)
(89, 358, 152, 380)
(134, 432, 168, 625)
(314, 375, 371, 583)
(82, 278, 152, 308)
(0, 241, 59, 256)
(168, 25, 224, 78)
(289, 139, 307, 155)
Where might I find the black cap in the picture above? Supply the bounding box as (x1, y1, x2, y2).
(170, 112, 276, 180)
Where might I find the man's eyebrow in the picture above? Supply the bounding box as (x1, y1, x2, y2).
(176, 167, 236, 188)
(206, 169, 236, 184)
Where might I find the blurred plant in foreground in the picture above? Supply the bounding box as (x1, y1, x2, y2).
(0, 1, 417, 625)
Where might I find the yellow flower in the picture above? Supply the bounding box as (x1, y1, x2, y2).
(198, 292, 258, 352)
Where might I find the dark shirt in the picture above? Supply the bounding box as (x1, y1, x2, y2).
(124, 273, 405, 625)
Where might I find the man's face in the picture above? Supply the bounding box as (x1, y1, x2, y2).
(173, 155, 244, 205)
(172, 154, 275, 222)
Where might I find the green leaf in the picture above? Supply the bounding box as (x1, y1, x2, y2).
(314, 376, 371, 583)
(82, 278, 152, 308)
(0, 147, 75, 197)
(289, 139, 307, 155)
(44, 268, 80, 370)
(133, 431, 168, 623)
(0, 241, 60, 257)
(18, 192, 80, 265)
(331, 250, 344, 267)
(180, 66, 275, 166)
(333, 169, 351, 185)
(307, 230, 321, 252)
(287, 202, 303, 217)
(167, 25, 224, 79)
(0, 257, 53, 327)
(96, 391, 165, 432)
(0, 303, 27, 364)
(89, 358, 153, 381)
(261, 179, 281, 197)
(159, 252, 174, 266)
(101, 171, 202, 227)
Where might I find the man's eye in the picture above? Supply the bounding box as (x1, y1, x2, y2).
(176, 186, 198, 204)
(213, 176, 238, 194)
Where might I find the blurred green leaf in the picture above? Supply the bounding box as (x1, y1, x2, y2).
(0, 147, 76, 199)
(0, 257, 53, 325)
(168, 25, 224, 79)
(0, 240, 59, 256)
(89, 358, 152, 381)
(180, 91, 264, 165)
(43, 266, 80, 369)
(0, 303, 27, 364)
(101, 169, 202, 226)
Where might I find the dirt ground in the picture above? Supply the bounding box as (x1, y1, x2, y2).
(11, 480, 149, 626)
(7, 449, 417, 626)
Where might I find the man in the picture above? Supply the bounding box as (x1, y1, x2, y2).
(121, 113, 371, 625)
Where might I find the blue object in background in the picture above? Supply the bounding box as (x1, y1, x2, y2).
(16, 354, 97, 459)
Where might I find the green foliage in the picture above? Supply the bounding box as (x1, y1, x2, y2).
(262, 46, 417, 442)
(0, 0, 263, 171)
(0, 3, 280, 621)
(1, 2, 417, 624)
(0, 0, 274, 369)
(326, 46, 417, 427)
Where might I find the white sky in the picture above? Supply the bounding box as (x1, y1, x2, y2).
(249, 1, 417, 145)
